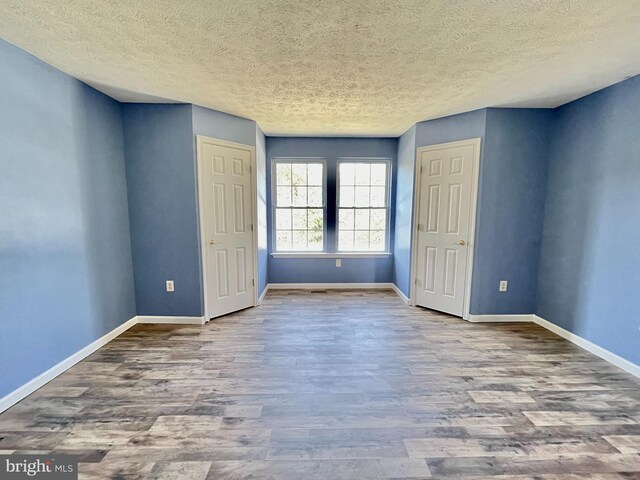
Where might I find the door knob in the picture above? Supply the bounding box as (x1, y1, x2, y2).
(451, 240, 466, 246)
(209, 240, 222, 246)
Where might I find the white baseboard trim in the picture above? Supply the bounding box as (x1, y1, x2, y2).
(467, 314, 535, 323)
(391, 284, 410, 304)
(136, 315, 205, 325)
(267, 282, 396, 290)
(0, 316, 138, 414)
(533, 315, 640, 379)
(258, 286, 269, 304)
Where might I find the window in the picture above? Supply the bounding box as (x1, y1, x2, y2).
(273, 161, 324, 251)
(338, 161, 389, 252)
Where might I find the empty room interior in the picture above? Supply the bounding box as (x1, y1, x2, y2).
(1, 1, 640, 478)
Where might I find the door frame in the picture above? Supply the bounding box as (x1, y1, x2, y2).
(196, 135, 259, 321)
(409, 138, 482, 321)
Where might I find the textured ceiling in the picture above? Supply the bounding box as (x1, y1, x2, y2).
(1, 1, 640, 136)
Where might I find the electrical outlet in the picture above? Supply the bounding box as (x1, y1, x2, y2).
(166, 280, 175, 292)
(499, 280, 508, 292)
(336, 259, 342, 268)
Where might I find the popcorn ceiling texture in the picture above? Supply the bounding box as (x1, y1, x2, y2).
(1, 0, 640, 135)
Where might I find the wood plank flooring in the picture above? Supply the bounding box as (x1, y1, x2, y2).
(1, 289, 640, 479)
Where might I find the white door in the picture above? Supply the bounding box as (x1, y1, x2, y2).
(414, 141, 478, 317)
(199, 140, 255, 319)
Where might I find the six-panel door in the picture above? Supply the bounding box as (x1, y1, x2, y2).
(415, 144, 475, 317)
(201, 142, 255, 319)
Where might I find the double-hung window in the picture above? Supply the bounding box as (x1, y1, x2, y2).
(273, 160, 325, 252)
(338, 161, 390, 252)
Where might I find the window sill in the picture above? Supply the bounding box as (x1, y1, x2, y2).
(271, 252, 392, 259)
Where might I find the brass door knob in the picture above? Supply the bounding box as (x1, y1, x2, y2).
(209, 240, 222, 246)
(450, 240, 466, 246)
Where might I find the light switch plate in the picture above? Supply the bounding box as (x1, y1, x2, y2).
(166, 280, 175, 292)
(499, 280, 508, 292)
(336, 259, 342, 267)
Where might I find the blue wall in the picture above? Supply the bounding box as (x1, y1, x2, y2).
(3, 33, 639, 402)
(394, 108, 552, 317)
(394, 110, 488, 298)
(392, 125, 416, 295)
(192, 106, 259, 307)
(0, 39, 135, 397)
(122, 104, 201, 317)
(537, 75, 640, 365)
(266, 137, 398, 284)
(415, 109, 488, 149)
(475, 109, 552, 314)
(123, 104, 258, 318)
(192, 105, 257, 147)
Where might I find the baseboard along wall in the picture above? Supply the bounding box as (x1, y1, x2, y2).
(0, 315, 204, 413)
(136, 316, 205, 325)
(2, 295, 638, 414)
(467, 314, 534, 323)
(0, 317, 137, 414)
(532, 315, 640, 379)
(465, 313, 640, 380)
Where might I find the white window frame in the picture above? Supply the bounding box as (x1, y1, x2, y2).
(336, 158, 392, 253)
(271, 157, 327, 253)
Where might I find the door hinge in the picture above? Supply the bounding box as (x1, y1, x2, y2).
(415, 278, 421, 287)
(251, 223, 254, 231)
(252, 279, 255, 286)
(420, 165, 423, 174)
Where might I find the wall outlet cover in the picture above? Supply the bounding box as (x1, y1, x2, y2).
(166, 280, 175, 292)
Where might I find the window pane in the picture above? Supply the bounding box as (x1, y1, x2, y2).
(308, 229, 323, 251)
(276, 164, 292, 185)
(340, 186, 355, 207)
(355, 164, 370, 185)
(370, 209, 386, 230)
(276, 208, 292, 229)
(308, 187, 323, 207)
(308, 163, 323, 186)
(292, 186, 307, 206)
(339, 230, 354, 251)
(354, 186, 370, 207)
(277, 186, 291, 207)
(371, 164, 387, 186)
(291, 164, 307, 186)
(276, 230, 292, 250)
(370, 230, 385, 251)
(292, 230, 307, 250)
(292, 209, 307, 229)
(308, 209, 323, 232)
(340, 163, 355, 185)
(370, 186, 386, 207)
(354, 209, 370, 230)
(339, 208, 354, 230)
(354, 231, 370, 250)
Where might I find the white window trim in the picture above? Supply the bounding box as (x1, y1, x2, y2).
(271, 157, 327, 253)
(336, 158, 392, 253)
(271, 252, 391, 259)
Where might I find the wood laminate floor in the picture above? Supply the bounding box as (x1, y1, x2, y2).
(1, 289, 640, 479)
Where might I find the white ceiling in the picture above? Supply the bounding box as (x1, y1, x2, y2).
(2, 1, 640, 136)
